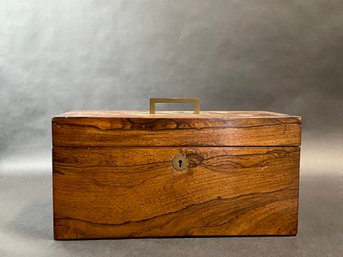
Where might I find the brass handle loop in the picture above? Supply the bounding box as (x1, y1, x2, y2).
(149, 98, 200, 114)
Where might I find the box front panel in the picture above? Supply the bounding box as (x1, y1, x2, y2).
(52, 115, 301, 147)
(53, 147, 299, 239)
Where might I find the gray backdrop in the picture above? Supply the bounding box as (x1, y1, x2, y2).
(1, 0, 343, 167)
(0, 1, 343, 257)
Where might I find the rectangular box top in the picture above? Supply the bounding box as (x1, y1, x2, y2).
(52, 110, 301, 147)
(53, 110, 300, 119)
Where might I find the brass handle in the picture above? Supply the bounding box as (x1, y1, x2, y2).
(150, 98, 200, 114)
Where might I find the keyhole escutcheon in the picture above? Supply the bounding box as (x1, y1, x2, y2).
(172, 154, 188, 171)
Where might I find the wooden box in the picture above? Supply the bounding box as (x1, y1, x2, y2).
(52, 100, 301, 239)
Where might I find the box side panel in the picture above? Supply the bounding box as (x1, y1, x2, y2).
(53, 146, 300, 239)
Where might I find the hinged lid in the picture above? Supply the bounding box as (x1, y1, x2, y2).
(52, 110, 301, 147)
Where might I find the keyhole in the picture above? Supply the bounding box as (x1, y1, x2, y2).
(172, 154, 188, 171)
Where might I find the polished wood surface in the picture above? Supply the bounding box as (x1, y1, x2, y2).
(53, 110, 300, 118)
(53, 146, 300, 239)
(52, 111, 301, 147)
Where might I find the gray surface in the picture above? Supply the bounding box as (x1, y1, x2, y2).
(1, 136, 343, 257)
(1, 0, 343, 256)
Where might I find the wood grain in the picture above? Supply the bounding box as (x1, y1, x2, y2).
(53, 146, 300, 239)
(52, 111, 301, 147)
(53, 110, 298, 118)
